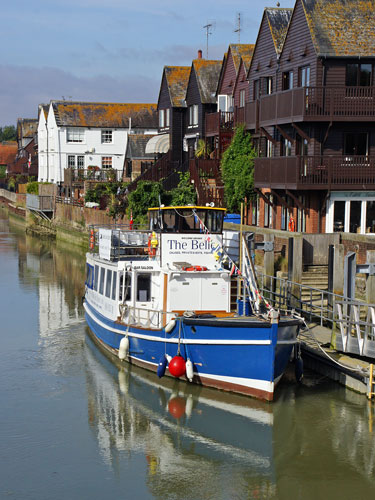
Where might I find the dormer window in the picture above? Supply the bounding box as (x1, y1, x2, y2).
(188, 105, 198, 126)
(159, 109, 170, 128)
(101, 129, 113, 143)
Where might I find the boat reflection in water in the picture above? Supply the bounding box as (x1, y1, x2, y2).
(84, 329, 277, 499)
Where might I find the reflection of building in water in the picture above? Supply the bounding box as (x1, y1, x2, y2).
(84, 335, 276, 499)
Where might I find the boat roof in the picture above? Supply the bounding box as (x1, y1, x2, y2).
(148, 205, 226, 211)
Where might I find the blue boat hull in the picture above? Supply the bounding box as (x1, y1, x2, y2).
(84, 301, 300, 401)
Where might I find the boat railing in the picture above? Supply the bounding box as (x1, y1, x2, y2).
(121, 304, 175, 329)
(88, 225, 152, 258)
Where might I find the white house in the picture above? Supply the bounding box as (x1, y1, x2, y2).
(37, 101, 158, 185)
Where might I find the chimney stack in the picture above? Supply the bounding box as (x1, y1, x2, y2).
(198, 49, 203, 59)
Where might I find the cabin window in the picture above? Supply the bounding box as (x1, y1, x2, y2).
(94, 265, 99, 291)
(67, 128, 84, 143)
(346, 63, 372, 86)
(102, 157, 112, 169)
(137, 274, 151, 302)
(99, 267, 105, 295)
(85, 264, 94, 289)
(112, 271, 117, 300)
(105, 269, 112, 298)
(101, 129, 113, 143)
(282, 71, 294, 90)
(119, 272, 132, 302)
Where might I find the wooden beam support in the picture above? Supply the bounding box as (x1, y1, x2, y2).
(270, 189, 293, 210)
(260, 127, 277, 145)
(276, 125, 295, 145)
(291, 123, 311, 143)
(323, 121, 332, 147)
(254, 188, 274, 207)
(286, 189, 306, 212)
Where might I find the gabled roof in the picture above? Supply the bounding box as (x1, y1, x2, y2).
(17, 118, 38, 139)
(163, 66, 191, 107)
(266, 7, 293, 55)
(126, 134, 156, 159)
(191, 59, 222, 104)
(301, 0, 375, 56)
(228, 44, 255, 73)
(51, 101, 158, 129)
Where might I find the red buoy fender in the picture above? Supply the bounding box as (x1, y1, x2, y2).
(168, 355, 186, 378)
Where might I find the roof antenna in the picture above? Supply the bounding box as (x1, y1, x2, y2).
(203, 21, 215, 58)
(234, 13, 242, 43)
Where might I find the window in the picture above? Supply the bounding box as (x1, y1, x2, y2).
(101, 129, 113, 143)
(366, 201, 375, 233)
(299, 65, 310, 87)
(333, 201, 345, 232)
(266, 139, 273, 158)
(281, 137, 292, 156)
(102, 157, 112, 169)
(346, 63, 372, 86)
(94, 265, 99, 291)
(350, 200, 361, 233)
(99, 267, 105, 295)
(137, 274, 151, 302)
(105, 269, 112, 298)
(68, 155, 85, 168)
(188, 105, 198, 126)
(67, 128, 84, 143)
(264, 76, 273, 95)
(159, 110, 164, 128)
(85, 264, 94, 288)
(218, 95, 227, 111)
(119, 272, 131, 302)
(165, 109, 170, 127)
(239, 89, 246, 108)
(264, 194, 272, 228)
(344, 133, 368, 156)
(111, 271, 117, 300)
(282, 71, 294, 90)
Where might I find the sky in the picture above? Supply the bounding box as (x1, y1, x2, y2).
(0, 0, 296, 127)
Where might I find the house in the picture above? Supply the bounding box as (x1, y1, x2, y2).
(17, 118, 38, 150)
(124, 134, 157, 182)
(37, 101, 158, 196)
(248, 0, 375, 235)
(184, 52, 222, 159)
(0, 142, 17, 175)
(206, 44, 255, 158)
(155, 65, 191, 166)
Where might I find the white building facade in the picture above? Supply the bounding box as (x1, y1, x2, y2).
(38, 101, 158, 185)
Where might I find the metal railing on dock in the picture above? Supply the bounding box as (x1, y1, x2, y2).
(258, 272, 375, 360)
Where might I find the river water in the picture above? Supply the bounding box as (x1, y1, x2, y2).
(1, 210, 375, 500)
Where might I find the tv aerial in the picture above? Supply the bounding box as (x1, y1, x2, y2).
(203, 20, 216, 58)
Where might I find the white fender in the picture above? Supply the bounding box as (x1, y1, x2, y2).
(186, 358, 194, 382)
(185, 394, 193, 418)
(118, 336, 129, 360)
(166, 354, 172, 363)
(165, 319, 176, 333)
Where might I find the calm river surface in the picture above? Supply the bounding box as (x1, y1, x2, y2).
(1, 210, 375, 500)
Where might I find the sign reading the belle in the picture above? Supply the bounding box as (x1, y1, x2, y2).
(161, 234, 221, 266)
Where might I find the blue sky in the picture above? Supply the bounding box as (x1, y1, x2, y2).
(0, 0, 296, 126)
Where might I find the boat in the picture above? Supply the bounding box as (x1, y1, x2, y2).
(83, 205, 303, 401)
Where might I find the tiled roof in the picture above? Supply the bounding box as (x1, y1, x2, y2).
(164, 66, 191, 107)
(302, 0, 375, 56)
(192, 59, 222, 104)
(126, 134, 156, 159)
(266, 7, 293, 54)
(229, 44, 255, 73)
(17, 118, 38, 138)
(0, 142, 17, 165)
(52, 101, 158, 128)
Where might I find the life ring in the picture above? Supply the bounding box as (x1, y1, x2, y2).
(288, 216, 295, 232)
(182, 265, 208, 272)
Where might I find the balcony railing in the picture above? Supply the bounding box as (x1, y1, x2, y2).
(189, 158, 224, 206)
(205, 111, 234, 136)
(254, 155, 375, 190)
(64, 168, 123, 184)
(255, 86, 375, 126)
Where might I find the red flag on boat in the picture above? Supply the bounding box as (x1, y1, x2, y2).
(129, 210, 133, 230)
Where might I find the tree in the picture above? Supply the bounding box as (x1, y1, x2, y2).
(169, 172, 197, 206)
(127, 181, 164, 224)
(220, 125, 256, 212)
(0, 125, 16, 142)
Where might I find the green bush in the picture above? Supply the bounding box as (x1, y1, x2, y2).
(26, 181, 39, 194)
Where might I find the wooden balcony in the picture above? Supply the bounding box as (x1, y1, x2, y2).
(254, 155, 375, 190)
(255, 86, 375, 127)
(244, 101, 258, 130)
(205, 111, 234, 136)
